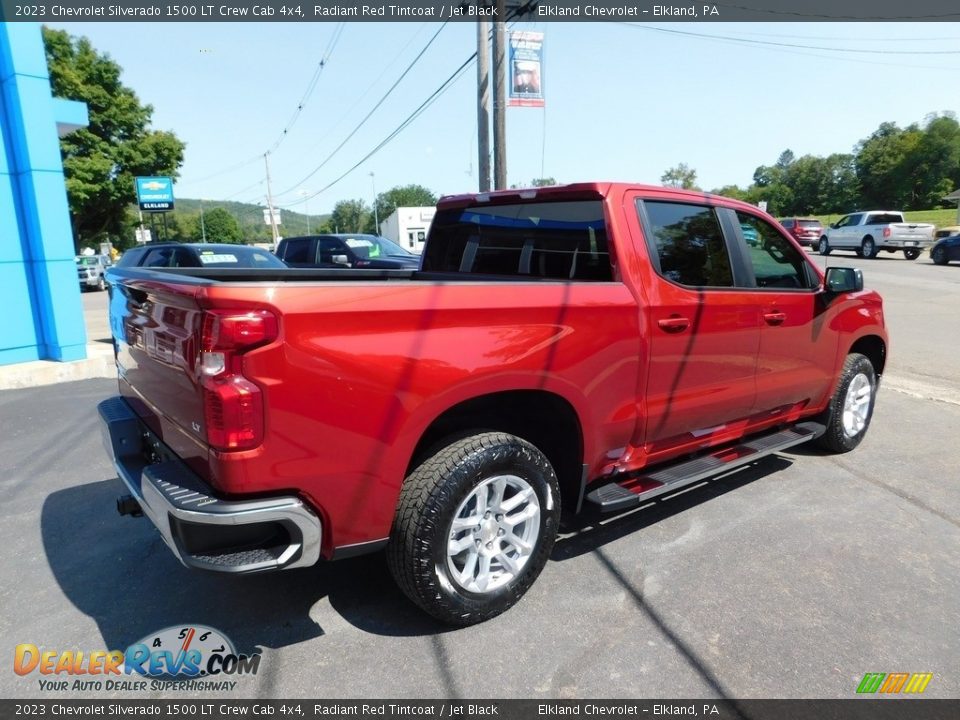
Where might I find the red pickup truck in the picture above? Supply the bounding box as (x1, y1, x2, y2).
(100, 183, 887, 625)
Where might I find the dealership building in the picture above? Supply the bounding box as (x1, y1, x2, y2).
(0, 22, 89, 367)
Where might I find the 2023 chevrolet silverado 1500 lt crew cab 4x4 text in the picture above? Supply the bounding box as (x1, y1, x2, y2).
(99, 183, 887, 625)
(817, 210, 934, 260)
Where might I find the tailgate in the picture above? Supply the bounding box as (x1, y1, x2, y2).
(110, 272, 211, 478)
(889, 223, 934, 242)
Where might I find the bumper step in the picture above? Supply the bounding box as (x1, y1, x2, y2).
(585, 422, 825, 513)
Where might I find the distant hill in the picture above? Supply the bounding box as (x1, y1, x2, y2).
(155, 198, 330, 242)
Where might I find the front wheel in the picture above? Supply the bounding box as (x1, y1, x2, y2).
(387, 432, 560, 625)
(903, 248, 921, 261)
(817, 353, 878, 454)
(818, 237, 831, 256)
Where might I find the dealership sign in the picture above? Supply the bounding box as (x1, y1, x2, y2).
(135, 176, 175, 212)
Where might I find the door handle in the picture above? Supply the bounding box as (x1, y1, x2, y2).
(763, 312, 786, 326)
(657, 316, 690, 333)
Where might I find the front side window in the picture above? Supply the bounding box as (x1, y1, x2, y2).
(641, 201, 733, 287)
(737, 212, 813, 290)
(422, 200, 612, 281)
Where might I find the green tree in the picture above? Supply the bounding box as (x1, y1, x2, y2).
(660, 163, 698, 190)
(710, 185, 749, 201)
(201, 208, 242, 243)
(43, 28, 186, 250)
(373, 184, 437, 231)
(330, 199, 370, 234)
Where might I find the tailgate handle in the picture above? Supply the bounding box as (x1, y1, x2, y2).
(123, 286, 149, 307)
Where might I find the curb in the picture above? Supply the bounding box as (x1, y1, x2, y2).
(0, 344, 116, 390)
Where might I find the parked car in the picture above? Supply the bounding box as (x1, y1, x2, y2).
(818, 211, 934, 259)
(76, 254, 112, 292)
(934, 225, 960, 240)
(115, 243, 288, 269)
(276, 234, 421, 269)
(100, 182, 886, 625)
(780, 217, 824, 248)
(931, 234, 960, 265)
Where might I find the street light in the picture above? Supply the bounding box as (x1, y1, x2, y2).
(297, 190, 312, 234)
(369, 171, 379, 234)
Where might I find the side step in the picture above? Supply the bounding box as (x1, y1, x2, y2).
(585, 422, 825, 513)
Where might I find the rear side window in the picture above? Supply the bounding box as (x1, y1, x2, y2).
(641, 201, 733, 287)
(422, 201, 613, 281)
(281, 238, 315, 264)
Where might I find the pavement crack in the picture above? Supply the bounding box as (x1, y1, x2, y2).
(829, 456, 960, 530)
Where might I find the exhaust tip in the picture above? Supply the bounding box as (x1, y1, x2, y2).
(116, 494, 143, 517)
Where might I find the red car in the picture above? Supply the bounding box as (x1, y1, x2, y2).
(779, 217, 824, 247)
(100, 183, 887, 624)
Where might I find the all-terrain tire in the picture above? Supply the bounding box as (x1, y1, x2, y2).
(816, 353, 878, 454)
(387, 432, 560, 626)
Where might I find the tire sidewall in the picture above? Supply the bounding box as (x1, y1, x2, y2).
(419, 437, 559, 622)
(819, 238, 830, 255)
(824, 354, 877, 452)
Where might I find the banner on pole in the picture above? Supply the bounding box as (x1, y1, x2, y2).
(507, 31, 544, 108)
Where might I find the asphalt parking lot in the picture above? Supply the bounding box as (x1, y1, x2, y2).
(1, 253, 958, 699)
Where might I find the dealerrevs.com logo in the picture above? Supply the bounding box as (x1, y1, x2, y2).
(14, 625, 260, 692)
(856, 672, 933, 694)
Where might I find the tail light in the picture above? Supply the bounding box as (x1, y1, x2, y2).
(883, 227, 891, 238)
(200, 310, 278, 451)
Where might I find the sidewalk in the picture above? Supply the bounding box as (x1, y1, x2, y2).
(0, 341, 115, 390)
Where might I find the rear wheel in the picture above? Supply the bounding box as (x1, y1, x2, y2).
(97, 276, 106, 291)
(903, 248, 921, 261)
(387, 432, 560, 625)
(818, 237, 831, 256)
(861, 236, 876, 259)
(817, 353, 877, 454)
(931, 246, 948, 265)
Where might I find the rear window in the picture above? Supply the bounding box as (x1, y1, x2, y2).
(798, 220, 822, 228)
(866, 213, 904, 225)
(422, 201, 613, 281)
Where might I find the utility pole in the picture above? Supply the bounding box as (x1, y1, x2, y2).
(370, 172, 379, 234)
(476, 18, 491, 193)
(492, 0, 507, 190)
(199, 199, 207, 243)
(263, 152, 280, 244)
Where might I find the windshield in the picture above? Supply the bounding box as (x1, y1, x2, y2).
(195, 248, 287, 268)
(76, 257, 103, 266)
(341, 235, 413, 258)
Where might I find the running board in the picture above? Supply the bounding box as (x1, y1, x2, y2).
(585, 422, 825, 513)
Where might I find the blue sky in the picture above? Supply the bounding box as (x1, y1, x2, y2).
(46, 20, 960, 216)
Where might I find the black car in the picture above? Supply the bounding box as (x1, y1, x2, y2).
(116, 243, 287, 269)
(931, 235, 960, 266)
(276, 234, 421, 269)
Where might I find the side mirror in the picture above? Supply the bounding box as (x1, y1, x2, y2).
(331, 254, 350, 266)
(829, 222, 838, 229)
(824, 267, 863, 293)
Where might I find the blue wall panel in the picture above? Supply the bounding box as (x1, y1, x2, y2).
(0, 22, 89, 366)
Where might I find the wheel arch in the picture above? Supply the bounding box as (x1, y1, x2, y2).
(848, 334, 886, 377)
(407, 390, 585, 515)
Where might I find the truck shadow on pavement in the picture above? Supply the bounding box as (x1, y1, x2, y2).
(40, 479, 452, 653)
(553, 455, 794, 560)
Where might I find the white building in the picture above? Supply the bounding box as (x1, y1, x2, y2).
(379, 206, 435, 254)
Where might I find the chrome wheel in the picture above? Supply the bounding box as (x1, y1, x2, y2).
(842, 372, 873, 438)
(446, 474, 541, 594)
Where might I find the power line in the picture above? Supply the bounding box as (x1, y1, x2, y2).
(279, 53, 476, 208)
(272, 21, 450, 200)
(620, 23, 960, 55)
(265, 22, 346, 155)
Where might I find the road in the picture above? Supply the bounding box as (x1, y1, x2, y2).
(2, 255, 956, 700)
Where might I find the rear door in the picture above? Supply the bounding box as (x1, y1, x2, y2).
(633, 197, 761, 453)
(730, 209, 836, 416)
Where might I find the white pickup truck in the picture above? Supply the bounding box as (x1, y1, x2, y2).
(818, 211, 935, 260)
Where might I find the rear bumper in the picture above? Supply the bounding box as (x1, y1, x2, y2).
(98, 396, 322, 574)
(883, 238, 931, 249)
